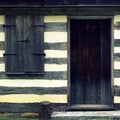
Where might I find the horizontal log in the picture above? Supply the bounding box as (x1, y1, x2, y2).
(0, 102, 119, 112)
(45, 58, 67, 64)
(0, 7, 119, 16)
(1, 0, 120, 6)
(0, 25, 3, 32)
(1, 2, 120, 7)
(0, 41, 4, 50)
(114, 22, 120, 30)
(115, 86, 120, 96)
(114, 70, 120, 78)
(0, 86, 67, 94)
(0, 57, 67, 64)
(45, 42, 67, 50)
(115, 53, 120, 57)
(115, 103, 120, 110)
(45, 22, 66, 32)
(114, 53, 120, 61)
(0, 72, 67, 79)
(114, 39, 120, 47)
(0, 57, 4, 63)
(0, 103, 67, 112)
(0, 22, 67, 32)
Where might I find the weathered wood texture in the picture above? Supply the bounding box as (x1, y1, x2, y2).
(0, 7, 120, 15)
(0, 103, 67, 113)
(0, 86, 67, 94)
(0, 72, 67, 79)
(0, 41, 4, 50)
(45, 43, 67, 50)
(115, 86, 120, 96)
(4, 15, 45, 74)
(69, 19, 112, 106)
(0, 13, 120, 112)
(114, 54, 120, 61)
(1, 56, 67, 64)
(38, 101, 53, 120)
(0, 25, 3, 32)
(115, 70, 120, 78)
(115, 22, 120, 30)
(45, 0, 120, 5)
(0, 103, 120, 112)
(0, 42, 67, 50)
(0, 57, 4, 63)
(4, 16, 18, 73)
(115, 104, 120, 110)
(0, 0, 120, 6)
(45, 58, 67, 64)
(0, 23, 66, 32)
(114, 39, 120, 47)
(45, 23, 67, 32)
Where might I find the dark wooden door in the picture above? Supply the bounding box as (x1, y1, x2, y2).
(69, 19, 113, 110)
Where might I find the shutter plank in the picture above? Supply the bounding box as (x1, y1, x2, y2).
(5, 16, 21, 74)
(16, 16, 25, 73)
(26, 15, 44, 73)
(23, 16, 32, 73)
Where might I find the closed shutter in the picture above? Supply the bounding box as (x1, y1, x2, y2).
(4, 16, 24, 74)
(4, 15, 45, 74)
(25, 16, 45, 74)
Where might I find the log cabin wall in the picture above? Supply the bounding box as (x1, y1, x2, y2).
(0, 15, 67, 112)
(114, 15, 120, 107)
(0, 14, 120, 112)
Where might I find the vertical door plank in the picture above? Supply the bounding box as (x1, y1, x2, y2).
(100, 20, 112, 105)
(69, 19, 112, 108)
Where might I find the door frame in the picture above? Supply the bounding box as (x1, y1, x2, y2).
(67, 16, 114, 110)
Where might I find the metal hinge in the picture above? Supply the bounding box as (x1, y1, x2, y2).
(18, 40, 30, 43)
(3, 53, 17, 56)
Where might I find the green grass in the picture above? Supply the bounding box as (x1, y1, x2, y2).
(0, 117, 36, 120)
(0, 113, 38, 120)
(0, 117, 120, 120)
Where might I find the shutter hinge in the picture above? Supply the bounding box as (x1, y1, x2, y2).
(32, 53, 46, 56)
(3, 53, 17, 56)
(31, 24, 45, 27)
(3, 24, 16, 27)
(18, 40, 30, 43)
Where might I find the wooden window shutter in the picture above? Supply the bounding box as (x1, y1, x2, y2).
(4, 15, 45, 74)
(25, 16, 45, 74)
(4, 16, 24, 74)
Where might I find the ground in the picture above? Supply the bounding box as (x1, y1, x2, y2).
(0, 113, 38, 120)
(0, 112, 120, 120)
